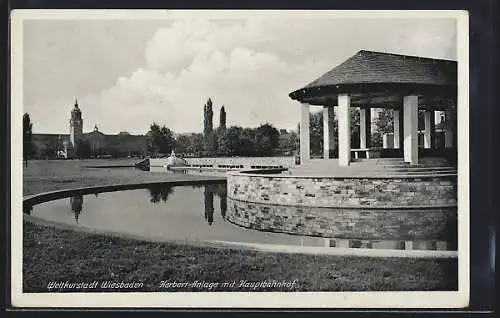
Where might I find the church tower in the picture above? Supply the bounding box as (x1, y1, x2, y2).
(70, 98, 83, 149)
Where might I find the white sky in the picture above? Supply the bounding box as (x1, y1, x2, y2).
(22, 13, 457, 135)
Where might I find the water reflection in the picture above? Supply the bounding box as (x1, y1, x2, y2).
(202, 184, 229, 225)
(27, 184, 457, 251)
(226, 198, 458, 250)
(70, 195, 83, 223)
(147, 184, 225, 226)
(322, 238, 450, 250)
(148, 185, 175, 204)
(220, 193, 227, 219)
(193, 184, 228, 224)
(204, 186, 214, 225)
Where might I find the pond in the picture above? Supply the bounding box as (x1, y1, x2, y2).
(24, 183, 457, 251)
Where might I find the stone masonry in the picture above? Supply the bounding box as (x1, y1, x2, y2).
(227, 173, 457, 208)
(226, 198, 457, 242)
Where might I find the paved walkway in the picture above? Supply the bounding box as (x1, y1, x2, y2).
(209, 241, 458, 258)
(22, 213, 457, 259)
(288, 158, 456, 177)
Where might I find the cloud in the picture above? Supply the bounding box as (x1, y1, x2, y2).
(85, 45, 328, 134)
(25, 16, 457, 134)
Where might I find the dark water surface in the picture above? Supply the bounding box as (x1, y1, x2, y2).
(26, 184, 456, 251)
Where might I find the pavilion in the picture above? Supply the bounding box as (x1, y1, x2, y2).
(289, 50, 457, 166)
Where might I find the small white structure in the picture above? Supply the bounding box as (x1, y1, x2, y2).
(165, 150, 188, 168)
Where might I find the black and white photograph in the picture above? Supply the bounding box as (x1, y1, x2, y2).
(11, 10, 469, 308)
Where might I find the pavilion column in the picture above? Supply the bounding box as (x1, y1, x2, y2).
(323, 106, 335, 159)
(393, 109, 400, 149)
(338, 94, 351, 167)
(359, 108, 371, 149)
(423, 110, 435, 149)
(299, 103, 310, 163)
(403, 95, 419, 165)
(444, 109, 455, 149)
(398, 105, 404, 149)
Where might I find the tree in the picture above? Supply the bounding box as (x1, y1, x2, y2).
(219, 105, 226, 130)
(147, 123, 161, 156)
(160, 126, 176, 154)
(190, 133, 205, 156)
(146, 123, 175, 156)
(23, 113, 33, 166)
(175, 134, 192, 155)
(372, 109, 393, 147)
(218, 126, 243, 156)
(203, 98, 214, 136)
(240, 128, 256, 156)
(204, 131, 218, 156)
(277, 129, 299, 155)
(254, 123, 280, 156)
(310, 111, 323, 156)
(212, 127, 225, 155)
(350, 107, 360, 149)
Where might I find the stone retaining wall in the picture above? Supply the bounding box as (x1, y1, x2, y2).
(227, 172, 457, 208)
(226, 199, 457, 242)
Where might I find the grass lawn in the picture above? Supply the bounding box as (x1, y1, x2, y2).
(22, 159, 458, 292)
(22, 159, 222, 195)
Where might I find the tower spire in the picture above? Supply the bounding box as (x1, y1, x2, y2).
(75, 97, 78, 107)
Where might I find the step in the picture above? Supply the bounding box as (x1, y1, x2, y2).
(389, 171, 457, 175)
(383, 164, 453, 168)
(390, 170, 457, 175)
(371, 159, 449, 165)
(385, 166, 456, 171)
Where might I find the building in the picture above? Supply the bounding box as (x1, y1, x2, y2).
(32, 99, 148, 159)
(289, 50, 457, 166)
(70, 98, 83, 152)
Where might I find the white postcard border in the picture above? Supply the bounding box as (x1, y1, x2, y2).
(10, 9, 470, 308)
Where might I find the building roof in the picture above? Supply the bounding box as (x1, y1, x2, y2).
(33, 131, 146, 140)
(289, 50, 457, 110)
(32, 133, 68, 138)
